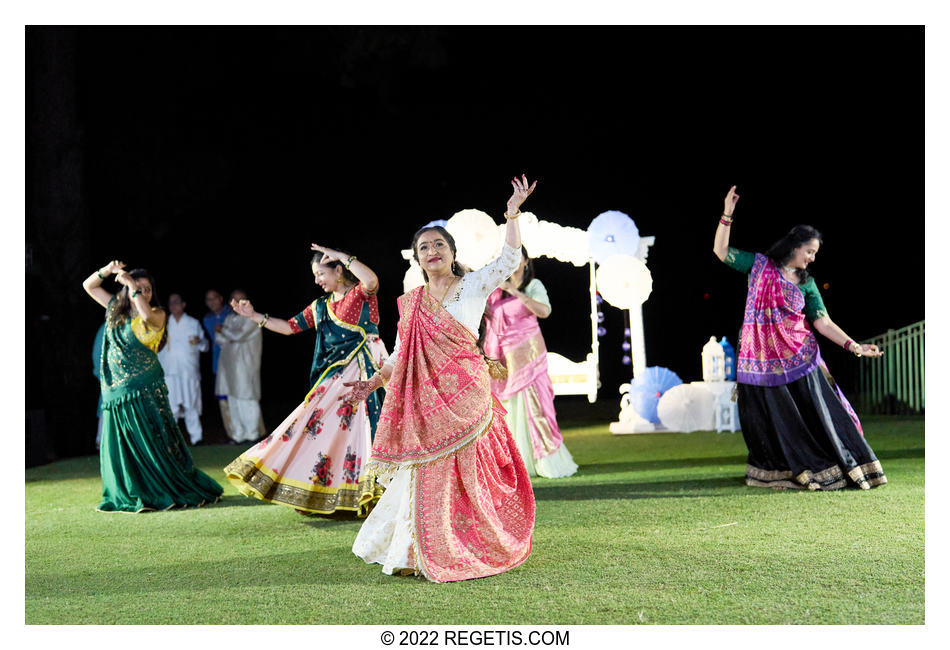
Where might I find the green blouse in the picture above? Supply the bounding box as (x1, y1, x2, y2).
(723, 247, 829, 322)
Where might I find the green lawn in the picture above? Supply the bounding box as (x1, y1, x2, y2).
(25, 414, 924, 625)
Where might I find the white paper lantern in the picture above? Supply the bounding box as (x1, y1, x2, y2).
(595, 254, 653, 309)
(445, 209, 505, 270)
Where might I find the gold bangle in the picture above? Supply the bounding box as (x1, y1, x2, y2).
(504, 210, 521, 220)
(344, 255, 357, 269)
(258, 313, 269, 329)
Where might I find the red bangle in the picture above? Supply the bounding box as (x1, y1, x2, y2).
(719, 217, 733, 226)
(844, 339, 855, 351)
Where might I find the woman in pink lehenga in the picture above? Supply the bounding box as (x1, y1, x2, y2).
(223, 244, 389, 516)
(482, 248, 577, 478)
(341, 175, 538, 583)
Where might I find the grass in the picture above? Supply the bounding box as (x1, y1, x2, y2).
(25, 412, 924, 625)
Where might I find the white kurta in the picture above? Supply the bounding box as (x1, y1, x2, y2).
(353, 243, 521, 575)
(214, 314, 262, 399)
(158, 313, 209, 413)
(215, 313, 264, 443)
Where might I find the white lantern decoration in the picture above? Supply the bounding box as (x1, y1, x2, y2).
(445, 209, 504, 270)
(701, 336, 725, 382)
(595, 254, 652, 309)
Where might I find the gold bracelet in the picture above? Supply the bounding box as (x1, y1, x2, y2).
(258, 313, 269, 329)
(344, 255, 357, 269)
(504, 210, 521, 220)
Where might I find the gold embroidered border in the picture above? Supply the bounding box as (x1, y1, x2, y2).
(847, 460, 888, 489)
(225, 458, 380, 516)
(746, 461, 883, 491)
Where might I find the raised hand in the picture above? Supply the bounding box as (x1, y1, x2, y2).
(114, 269, 136, 289)
(310, 243, 346, 265)
(507, 174, 537, 216)
(231, 298, 256, 318)
(105, 260, 126, 275)
(723, 185, 740, 216)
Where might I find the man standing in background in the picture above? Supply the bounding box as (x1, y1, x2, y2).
(215, 289, 265, 443)
(203, 288, 234, 440)
(159, 293, 209, 445)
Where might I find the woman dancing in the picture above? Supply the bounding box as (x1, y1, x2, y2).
(82, 261, 223, 512)
(224, 245, 388, 516)
(713, 185, 886, 490)
(482, 247, 578, 478)
(343, 175, 538, 582)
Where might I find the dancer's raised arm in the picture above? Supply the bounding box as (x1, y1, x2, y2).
(713, 185, 739, 262)
(82, 260, 125, 308)
(231, 297, 294, 335)
(504, 174, 537, 249)
(311, 243, 379, 294)
(115, 269, 166, 330)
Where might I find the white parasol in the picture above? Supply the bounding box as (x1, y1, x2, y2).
(656, 383, 715, 433)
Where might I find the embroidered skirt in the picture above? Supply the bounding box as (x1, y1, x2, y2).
(223, 342, 387, 516)
(737, 368, 886, 490)
(352, 400, 535, 582)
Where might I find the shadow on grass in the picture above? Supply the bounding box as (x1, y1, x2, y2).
(875, 447, 924, 460)
(533, 475, 747, 502)
(576, 455, 747, 476)
(26, 547, 416, 599)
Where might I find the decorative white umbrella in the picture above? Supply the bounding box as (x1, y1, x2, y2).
(656, 383, 715, 433)
(587, 210, 640, 264)
(595, 254, 652, 309)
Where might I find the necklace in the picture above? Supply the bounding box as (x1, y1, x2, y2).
(332, 282, 355, 301)
(427, 275, 458, 305)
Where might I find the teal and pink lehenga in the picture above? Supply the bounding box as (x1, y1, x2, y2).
(224, 285, 388, 516)
(97, 307, 223, 512)
(725, 247, 886, 490)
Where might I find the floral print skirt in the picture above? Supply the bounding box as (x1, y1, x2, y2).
(224, 354, 384, 516)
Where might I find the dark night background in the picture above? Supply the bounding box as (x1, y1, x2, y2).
(25, 26, 923, 462)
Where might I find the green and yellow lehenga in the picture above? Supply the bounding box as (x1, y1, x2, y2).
(97, 308, 223, 512)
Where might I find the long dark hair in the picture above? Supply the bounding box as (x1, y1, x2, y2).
(106, 268, 168, 351)
(515, 245, 534, 291)
(410, 225, 468, 283)
(766, 224, 822, 283)
(311, 249, 360, 287)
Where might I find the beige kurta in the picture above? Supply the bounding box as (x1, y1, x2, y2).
(214, 313, 262, 399)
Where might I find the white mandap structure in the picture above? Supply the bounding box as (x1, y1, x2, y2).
(401, 209, 654, 411)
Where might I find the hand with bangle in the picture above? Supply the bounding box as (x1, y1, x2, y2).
(505, 174, 537, 219)
(844, 338, 884, 358)
(721, 185, 739, 225)
(311, 243, 356, 269)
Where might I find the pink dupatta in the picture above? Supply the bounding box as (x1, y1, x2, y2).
(369, 286, 535, 582)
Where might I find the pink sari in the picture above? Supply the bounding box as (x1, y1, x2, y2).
(482, 288, 564, 459)
(367, 286, 535, 582)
